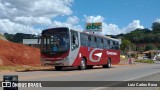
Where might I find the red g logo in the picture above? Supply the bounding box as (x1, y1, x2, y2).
(89, 48, 103, 62)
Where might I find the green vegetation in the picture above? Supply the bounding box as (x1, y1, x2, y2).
(122, 22, 160, 44)
(4, 33, 37, 43)
(4, 33, 14, 41)
(134, 60, 155, 64)
(0, 66, 28, 71)
(0, 65, 52, 71)
(108, 21, 160, 53)
(120, 39, 131, 54)
(145, 44, 157, 51)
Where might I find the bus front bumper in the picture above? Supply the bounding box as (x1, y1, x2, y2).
(41, 58, 69, 66)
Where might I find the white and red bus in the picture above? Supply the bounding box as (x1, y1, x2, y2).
(40, 27, 120, 70)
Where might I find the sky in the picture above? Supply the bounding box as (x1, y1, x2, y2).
(0, 0, 160, 35)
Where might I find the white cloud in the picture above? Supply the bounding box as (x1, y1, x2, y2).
(66, 16, 79, 24)
(0, 0, 73, 34)
(154, 18, 160, 23)
(103, 23, 121, 35)
(84, 15, 144, 35)
(122, 20, 144, 33)
(0, 0, 145, 35)
(0, 19, 41, 34)
(84, 15, 104, 23)
(52, 16, 83, 30)
(0, 0, 73, 18)
(14, 16, 52, 26)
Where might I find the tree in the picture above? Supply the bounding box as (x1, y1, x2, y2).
(152, 22, 160, 33)
(145, 44, 157, 51)
(157, 45, 160, 50)
(123, 28, 152, 44)
(120, 39, 131, 54)
(13, 33, 36, 43)
(4, 33, 14, 41)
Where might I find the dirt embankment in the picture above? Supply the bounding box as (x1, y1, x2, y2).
(0, 39, 41, 66)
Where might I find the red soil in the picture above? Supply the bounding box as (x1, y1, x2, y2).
(0, 39, 41, 66)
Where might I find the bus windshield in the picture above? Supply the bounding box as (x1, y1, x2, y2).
(41, 28, 69, 53)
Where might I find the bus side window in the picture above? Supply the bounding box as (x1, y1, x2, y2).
(107, 39, 111, 49)
(101, 38, 104, 48)
(103, 39, 108, 49)
(115, 41, 119, 50)
(90, 36, 97, 48)
(80, 34, 84, 46)
(88, 35, 91, 47)
(97, 38, 103, 48)
(72, 35, 76, 44)
(80, 34, 88, 46)
(94, 37, 97, 48)
(110, 41, 114, 49)
(71, 31, 79, 50)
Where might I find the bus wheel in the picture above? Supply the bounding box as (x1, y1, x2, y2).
(87, 65, 93, 69)
(55, 66, 62, 71)
(102, 58, 111, 68)
(78, 58, 86, 70)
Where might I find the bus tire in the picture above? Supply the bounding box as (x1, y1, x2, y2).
(87, 65, 93, 69)
(78, 58, 86, 70)
(102, 58, 111, 68)
(55, 66, 62, 71)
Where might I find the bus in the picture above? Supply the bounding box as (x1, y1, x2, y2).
(39, 27, 120, 70)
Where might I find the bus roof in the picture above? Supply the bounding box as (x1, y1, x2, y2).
(42, 27, 120, 43)
(77, 30, 120, 42)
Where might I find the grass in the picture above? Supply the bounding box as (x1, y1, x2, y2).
(0, 65, 52, 72)
(134, 59, 155, 64)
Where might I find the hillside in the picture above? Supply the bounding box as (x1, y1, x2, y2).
(118, 22, 160, 44)
(111, 22, 160, 53)
(0, 39, 41, 66)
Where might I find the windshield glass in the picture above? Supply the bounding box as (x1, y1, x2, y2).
(41, 28, 69, 53)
